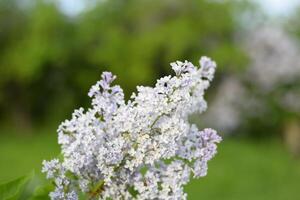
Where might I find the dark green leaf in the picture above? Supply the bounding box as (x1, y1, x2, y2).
(0, 171, 34, 200)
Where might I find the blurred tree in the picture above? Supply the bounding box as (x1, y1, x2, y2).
(0, 0, 248, 130)
(77, 0, 247, 93)
(0, 0, 76, 128)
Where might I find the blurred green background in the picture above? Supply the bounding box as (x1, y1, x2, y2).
(1, 0, 300, 199)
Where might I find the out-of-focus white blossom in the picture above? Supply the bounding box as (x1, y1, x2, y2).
(201, 26, 300, 135)
(281, 90, 300, 113)
(245, 25, 300, 117)
(42, 56, 221, 200)
(202, 77, 245, 132)
(246, 25, 300, 91)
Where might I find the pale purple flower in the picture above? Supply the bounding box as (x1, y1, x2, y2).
(42, 56, 221, 200)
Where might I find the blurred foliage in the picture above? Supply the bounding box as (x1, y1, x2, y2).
(0, 171, 34, 200)
(0, 0, 249, 128)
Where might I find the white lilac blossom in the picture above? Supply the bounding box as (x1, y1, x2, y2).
(201, 76, 263, 133)
(201, 77, 245, 133)
(42, 56, 221, 200)
(245, 25, 300, 113)
(200, 26, 300, 135)
(245, 25, 300, 91)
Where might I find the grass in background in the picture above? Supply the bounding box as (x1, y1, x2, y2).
(0, 128, 59, 182)
(1, 129, 300, 199)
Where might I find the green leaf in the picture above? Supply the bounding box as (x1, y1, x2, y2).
(30, 184, 54, 200)
(0, 171, 34, 200)
(128, 186, 138, 198)
(86, 179, 105, 199)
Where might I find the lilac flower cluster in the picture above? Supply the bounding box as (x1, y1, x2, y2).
(42, 56, 221, 200)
